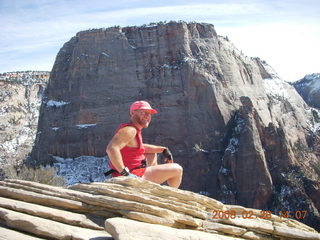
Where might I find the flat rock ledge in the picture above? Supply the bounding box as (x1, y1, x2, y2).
(0, 177, 318, 240)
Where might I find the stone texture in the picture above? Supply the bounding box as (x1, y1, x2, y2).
(0, 71, 49, 169)
(218, 97, 273, 208)
(0, 226, 45, 240)
(26, 21, 319, 229)
(203, 221, 247, 236)
(241, 231, 275, 240)
(0, 207, 111, 240)
(273, 225, 320, 240)
(105, 217, 241, 240)
(0, 197, 103, 230)
(0, 178, 319, 239)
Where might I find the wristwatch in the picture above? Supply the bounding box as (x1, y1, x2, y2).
(120, 167, 130, 176)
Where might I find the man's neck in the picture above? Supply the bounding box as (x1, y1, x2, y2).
(129, 120, 143, 130)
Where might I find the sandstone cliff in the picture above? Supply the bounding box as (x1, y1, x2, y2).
(0, 178, 319, 240)
(0, 71, 49, 169)
(29, 22, 320, 229)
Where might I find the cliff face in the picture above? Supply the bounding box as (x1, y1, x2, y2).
(0, 71, 49, 169)
(29, 22, 319, 229)
(292, 73, 320, 109)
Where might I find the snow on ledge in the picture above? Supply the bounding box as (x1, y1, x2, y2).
(263, 78, 292, 100)
(53, 155, 110, 185)
(46, 100, 70, 107)
(76, 123, 97, 129)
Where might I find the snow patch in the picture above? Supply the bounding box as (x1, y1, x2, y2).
(76, 123, 97, 129)
(162, 64, 178, 70)
(2, 127, 32, 153)
(53, 155, 110, 185)
(46, 100, 70, 107)
(308, 108, 320, 132)
(263, 78, 292, 100)
(221, 185, 234, 195)
(225, 137, 239, 154)
(312, 122, 320, 132)
(143, 24, 158, 28)
(219, 167, 229, 175)
(128, 44, 136, 49)
(182, 57, 198, 63)
(101, 52, 110, 57)
(199, 191, 210, 197)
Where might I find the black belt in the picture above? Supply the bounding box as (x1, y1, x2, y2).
(104, 159, 146, 177)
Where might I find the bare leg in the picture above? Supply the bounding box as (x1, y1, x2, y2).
(145, 153, 157, 166)
(142, 163, 183, 188)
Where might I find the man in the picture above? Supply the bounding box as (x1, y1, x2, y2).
(106, 100, 183, 188)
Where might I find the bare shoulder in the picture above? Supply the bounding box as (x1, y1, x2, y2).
(116, 126, 137, 139)
(108, 126, 137, 148)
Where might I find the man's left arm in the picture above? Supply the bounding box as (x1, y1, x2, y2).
(143, 144, 174, 164)
(143, 144, 166, 154)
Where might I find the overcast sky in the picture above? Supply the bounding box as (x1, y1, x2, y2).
(1, 0, 319, 82)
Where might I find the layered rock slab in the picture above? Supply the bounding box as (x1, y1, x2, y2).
(0, 226, 45, 240)
(0, 178, 319, 240)
(105, 217, 241, 240)
(0, 207, 111, 240)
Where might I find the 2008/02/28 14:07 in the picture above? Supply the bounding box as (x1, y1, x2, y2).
(209, 210, 307, 220)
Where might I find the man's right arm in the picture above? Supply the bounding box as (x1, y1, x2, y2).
(106, 127, 136, 173)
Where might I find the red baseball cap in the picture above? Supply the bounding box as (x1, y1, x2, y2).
(130, 101, 158, 114)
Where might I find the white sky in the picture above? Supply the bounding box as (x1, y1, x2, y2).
(0, 0, 319, 82)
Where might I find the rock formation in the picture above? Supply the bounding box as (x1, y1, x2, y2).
(292, 73, 320, 109)
(0, 178, 319, 239)
(28, 22, 320, 229)
(0, 71, 49, 169)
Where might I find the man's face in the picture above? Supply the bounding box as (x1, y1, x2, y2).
(132, 109, 152, 128)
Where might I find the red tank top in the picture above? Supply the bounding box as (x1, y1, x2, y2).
(109, 122, 146, 177)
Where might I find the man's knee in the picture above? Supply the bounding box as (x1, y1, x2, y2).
(172, 163, 183, 175)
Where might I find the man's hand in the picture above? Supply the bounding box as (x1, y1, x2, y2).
(120, 167, 139, 178)
(128, 173, 139, 178)
(162, 148, 173, 163)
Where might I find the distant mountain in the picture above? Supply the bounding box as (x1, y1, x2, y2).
(28, 21, 320, 230)
(0, 71, 49, 169)
(292, 73, 320, 109)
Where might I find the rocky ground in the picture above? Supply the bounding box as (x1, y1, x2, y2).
(0, 177, 319, 240)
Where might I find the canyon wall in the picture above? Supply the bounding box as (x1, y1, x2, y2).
(0, 71, 49, 169)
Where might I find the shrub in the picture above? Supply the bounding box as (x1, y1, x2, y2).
(3, 164, 66, 186)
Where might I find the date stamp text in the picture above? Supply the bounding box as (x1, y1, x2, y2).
(208, 210, 307, 220)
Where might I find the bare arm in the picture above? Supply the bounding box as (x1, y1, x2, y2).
(106, 126, 137, 173)
(144, 144, 173, 164)
(143, 144, 166, 154)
